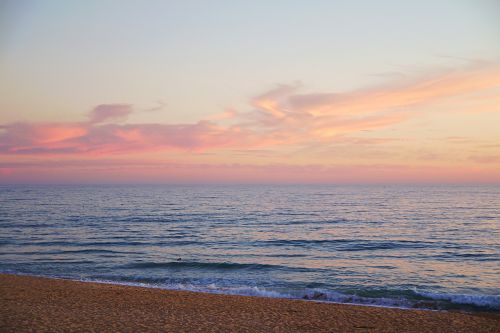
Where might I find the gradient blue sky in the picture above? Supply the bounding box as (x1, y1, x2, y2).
(2, 0, 499, 123)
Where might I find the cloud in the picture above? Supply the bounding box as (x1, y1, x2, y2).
(243, 64, 500, 141)
(143, 101, 167, 113)
(88, 104, 133, 124)
(0, 123, 88, 153)
(287, 66, 500, 118)
(1, 64, 499, 156)
(0, 121, 257, 155)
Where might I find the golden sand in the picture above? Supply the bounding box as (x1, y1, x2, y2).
(0, 274, 498, 332)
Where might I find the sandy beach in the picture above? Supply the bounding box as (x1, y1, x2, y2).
(0, 274, 498, 332)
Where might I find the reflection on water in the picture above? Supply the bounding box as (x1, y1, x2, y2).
(0, 184, 499, 311)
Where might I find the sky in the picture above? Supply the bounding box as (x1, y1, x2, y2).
(1, 0, 500, 184)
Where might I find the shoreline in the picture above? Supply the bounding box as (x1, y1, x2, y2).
(0, 272, 439, 312)
(1, 274, 499, 332)
(3, 271, 497, 313)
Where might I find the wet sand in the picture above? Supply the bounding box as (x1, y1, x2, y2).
(0, 274, 498, 332)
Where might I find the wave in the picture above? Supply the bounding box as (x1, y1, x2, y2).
(3, 249, 133, 255)
(13, 240, 202, 247)
(80, 276, 500, 311)
(260, 239, 434, 250)
(121, 261, 305, 271)
(26, 260, 96, 265)
(9, 238, 488, 256)
(58, 249, 131, 254)
(3, 271, 498, 311)
(415, 290, 500, 309)
(0, 223, 55, 228)
(76, 276, 416, 309)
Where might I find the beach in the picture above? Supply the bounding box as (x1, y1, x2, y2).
(1, 274, 499, 332)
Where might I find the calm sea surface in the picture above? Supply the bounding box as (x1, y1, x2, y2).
(1, 184, 499, 311)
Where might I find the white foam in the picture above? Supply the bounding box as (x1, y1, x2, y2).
(415, 290, 500, 309)
(75, 278, 420, 310)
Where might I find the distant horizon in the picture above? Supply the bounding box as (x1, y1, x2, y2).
(1, 181, 499, 186)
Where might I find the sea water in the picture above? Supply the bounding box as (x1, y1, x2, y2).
(0, 184, 498, 311)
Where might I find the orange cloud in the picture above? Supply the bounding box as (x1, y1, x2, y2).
(241, 64, 500, 144)
(1, 64, 499, 157)
(288, 66, 500, 117)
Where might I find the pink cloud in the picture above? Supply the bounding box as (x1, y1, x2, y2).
(0, 123, 88, 154)
(0, 105, 257, 154)
(1, 64, 499, 156)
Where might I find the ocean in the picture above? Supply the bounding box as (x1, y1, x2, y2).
(0, 184, 499, 312)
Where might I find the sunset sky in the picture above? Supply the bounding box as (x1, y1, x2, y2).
(1, 0, 500, 183)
